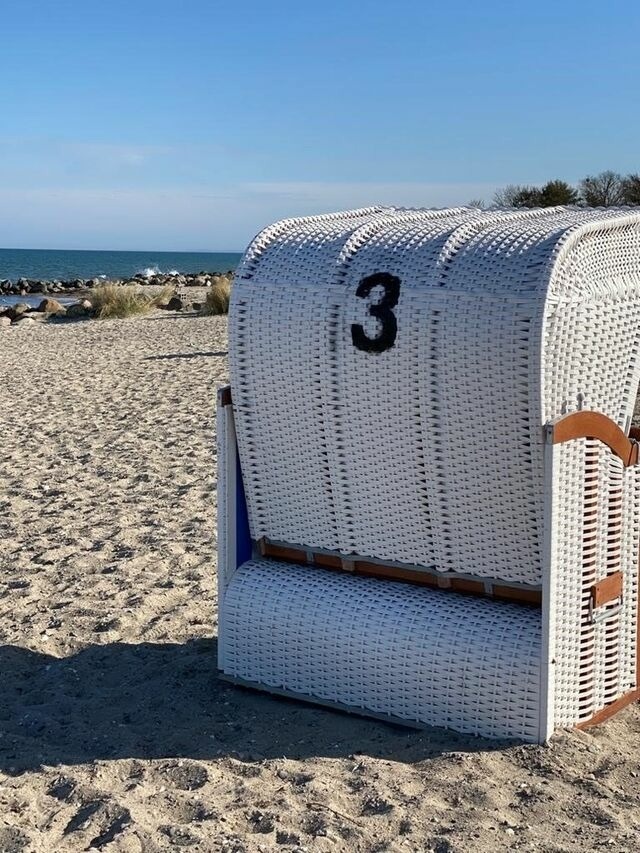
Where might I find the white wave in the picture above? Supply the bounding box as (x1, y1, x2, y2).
(136, 266, 182, 278)
(138, 266, 162, 278)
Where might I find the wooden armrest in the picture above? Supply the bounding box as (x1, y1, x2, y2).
(549, 411, 638, 467)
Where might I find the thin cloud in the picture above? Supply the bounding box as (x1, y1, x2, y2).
(0, 139, 233, 189)
(240, 181, 500, 208)
(0, 182, 502, 251)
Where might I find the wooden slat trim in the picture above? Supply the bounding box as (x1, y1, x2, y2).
(349, 560, 433, 586)
(258, 540, 541, 607)
(575, 431, 640, 731)
(313, 552, 343, 569)
(551, 411, 638, 467)
(591, 571, 623, 609)
(576, 688, 640, 729)
(257, 538, 306, 562)
(492, 584, 545, 606)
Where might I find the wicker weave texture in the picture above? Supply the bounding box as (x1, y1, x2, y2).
(220, 558, 542, 741)
(229, 207, 640, 586)
(550, 439, 640, 727)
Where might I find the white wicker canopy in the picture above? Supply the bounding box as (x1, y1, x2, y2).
(218, 206, 640, 742)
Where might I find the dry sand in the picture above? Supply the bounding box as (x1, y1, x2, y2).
(1, 312, 639, 853)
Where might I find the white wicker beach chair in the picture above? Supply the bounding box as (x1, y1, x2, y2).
(217, 206, 640, 742)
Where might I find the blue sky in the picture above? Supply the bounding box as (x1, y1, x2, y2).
(1, 0, 638, 250)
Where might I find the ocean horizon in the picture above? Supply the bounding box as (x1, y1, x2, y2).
(0, 247, 243, 284)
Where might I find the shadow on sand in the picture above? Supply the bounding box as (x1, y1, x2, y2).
(0, 639, 509, 773)
(143, 351, 227, 361)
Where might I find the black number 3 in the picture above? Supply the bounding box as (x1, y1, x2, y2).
(351, 272, 401, 353)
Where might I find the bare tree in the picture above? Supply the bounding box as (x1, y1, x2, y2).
(493, 185, 527, 207)
(467, 198, 486, 209)
(622, 174, 640, 206)
(493, 180, 578, 208)
(579, 171, 625, 207)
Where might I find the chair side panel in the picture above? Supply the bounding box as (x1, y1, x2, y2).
(550, 438, 639, 727)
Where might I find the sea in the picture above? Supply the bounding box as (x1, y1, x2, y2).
(0, 247, 243, 307)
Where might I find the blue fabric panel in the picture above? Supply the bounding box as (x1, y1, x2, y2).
(235, 451, 252, 567)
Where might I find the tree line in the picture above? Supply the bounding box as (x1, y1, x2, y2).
(470, 171, 640, 209)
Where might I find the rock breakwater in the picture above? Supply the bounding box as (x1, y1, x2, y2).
(0, 269, 234, 297)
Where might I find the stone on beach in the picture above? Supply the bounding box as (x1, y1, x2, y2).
(166, 296, 185, 311)
(38, 298, 66, 315)
(2, 302, 31, 322)
(65, 300, 94, 318)
(0, 298, 69, 326)
(16, 311, 48, 323)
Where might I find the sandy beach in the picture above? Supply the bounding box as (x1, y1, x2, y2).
(1, 312, 639, 853)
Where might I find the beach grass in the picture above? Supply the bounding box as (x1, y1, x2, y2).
(90, 283, 173, 319)
(201, 277, 231, 315)
(149, 285, 176, 309)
